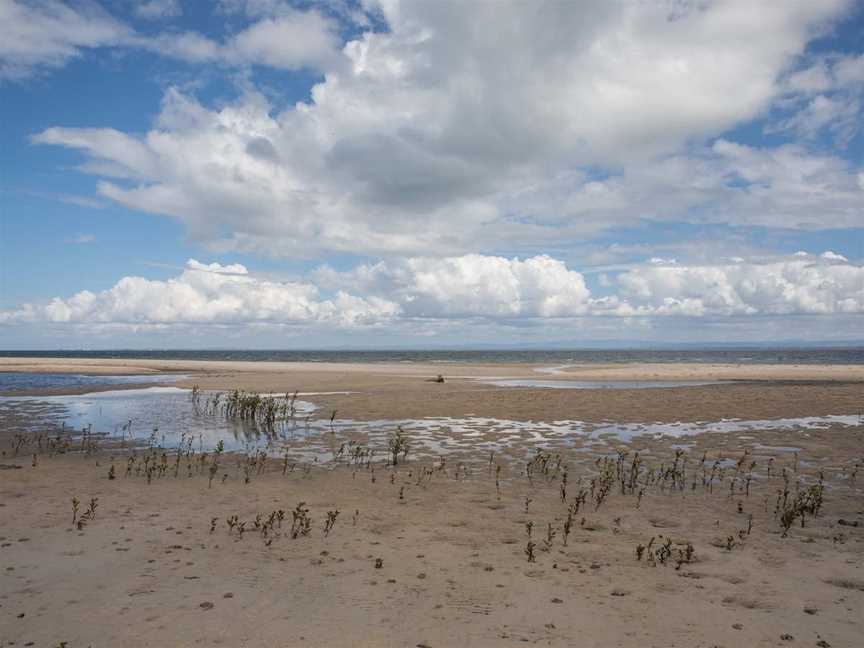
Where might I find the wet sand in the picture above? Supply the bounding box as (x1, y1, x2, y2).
(0, 358, 862, 647)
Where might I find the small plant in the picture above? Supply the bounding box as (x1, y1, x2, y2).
(542, 523, 557, 552)
(655, 537, 672, 564)
(778, 479, 825, 537)
(226, 515, 238, 534)
(388, 427, 410, 466)
(291, 502, 311, 539)
(75, 497, 99, 530)
(674, 543, 695, 570)
(560, 469, 568, 502)
(71, 497, 80, 525)
(323, 510, 339, 537)
(525, 541, 536, 563)
(108, 463, 115, 480)
(563, 507, 575, 546)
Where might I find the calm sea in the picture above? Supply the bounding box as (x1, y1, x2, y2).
(1, 348, 862, 365)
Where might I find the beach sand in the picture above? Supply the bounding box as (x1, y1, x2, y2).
(1, 358, 862, 647)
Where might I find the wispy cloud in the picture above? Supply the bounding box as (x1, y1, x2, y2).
(134, 0, 182, 21)
(16, 189, 107, 209)
(0, 0, 344, 81)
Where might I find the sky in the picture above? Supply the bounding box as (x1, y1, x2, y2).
(0, 0, 862, 349)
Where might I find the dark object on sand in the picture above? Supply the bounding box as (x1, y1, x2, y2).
(429, 374, 445, 383)
(837, 519, 859, 527)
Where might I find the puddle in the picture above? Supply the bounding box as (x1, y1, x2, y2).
(0, 387, 860, 465)
(751, 444, 802, 453)
(0, 372, 187, 392)
(0, 387, 317, 454)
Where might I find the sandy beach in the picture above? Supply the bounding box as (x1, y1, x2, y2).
(1, 358, 862, 647)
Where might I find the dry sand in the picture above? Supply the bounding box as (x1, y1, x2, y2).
(1, 358, 862, 647)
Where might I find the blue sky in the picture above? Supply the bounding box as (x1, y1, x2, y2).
(0, 0, 862, 348)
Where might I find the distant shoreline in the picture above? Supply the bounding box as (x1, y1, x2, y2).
(0, 346, 862, 366)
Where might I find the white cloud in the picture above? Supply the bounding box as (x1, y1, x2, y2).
(774, 52, 864, 145)
(0, 0, 130, 80)
(316, 254, 594, 318)
(137, 8, 342, 71)
(783, 53, 864, 94)
(228, 11, 341, 70)
(3, 253, 861, 332)
(1, 259, 399, 328)
(29, 1, 860, 256)
(498, 139, 864, 233)
(135, 0, 182, 21)
(618, 253, 864, 316)
(0, 1, 342, 80)
(69, 233, 96, 244)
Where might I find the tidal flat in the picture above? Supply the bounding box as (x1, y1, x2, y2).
(0, 358, 862, 647)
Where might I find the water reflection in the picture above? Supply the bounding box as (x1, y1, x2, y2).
(1, 387, 860, 466)
(0, 372, 187, 392)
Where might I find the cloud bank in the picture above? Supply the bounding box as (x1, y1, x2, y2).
(3, 253, 861, 332)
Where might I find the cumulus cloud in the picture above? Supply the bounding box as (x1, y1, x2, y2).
(26, 0, 859, 256)
(3, 253, 861, 332)
(618, 252, 864, 316)
(316, 255, 594, 318)
(1, 259, 399, 328)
